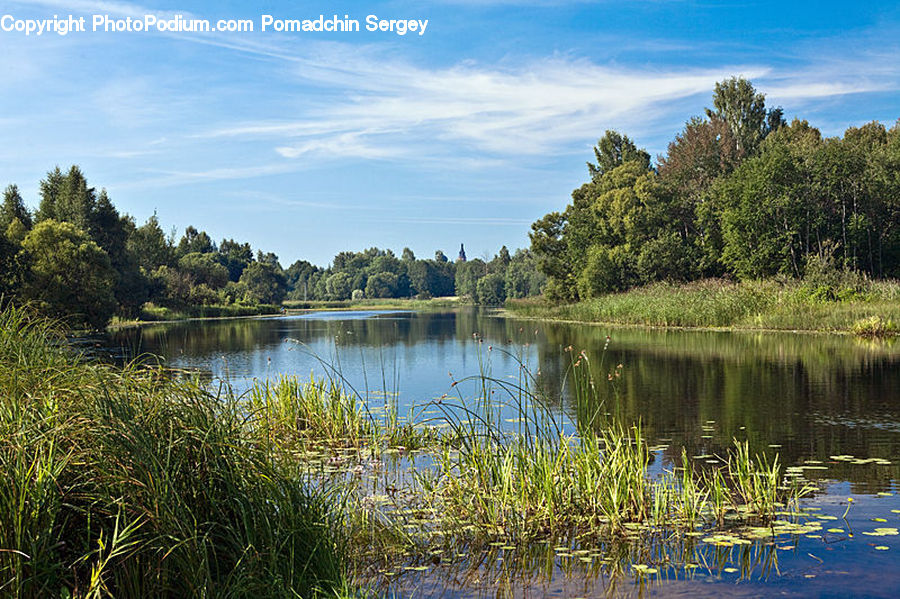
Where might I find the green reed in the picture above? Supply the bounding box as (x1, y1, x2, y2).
(0, 304, 347, 598)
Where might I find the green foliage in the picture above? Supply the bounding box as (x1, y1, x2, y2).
(176, 225, 215, 256)
(1, 184, 32, 232)
(504, 249, 546, 299)
(178, 252, 229, 289)
(455, 259, 486, 299)
(0, 305, 347, 597)
(531, 77, 900, 302)
(325, 272, 353, 300)
(18, 220, 117, 328)
(218, 238, 253, 281)
(587, 130, 651, 181)
(706, 76, 775, 155)
(475, 272, 506, 305)
(127, 214, 174, 273)
(239, 262, 288, 304)
(365, 271, 399, 298)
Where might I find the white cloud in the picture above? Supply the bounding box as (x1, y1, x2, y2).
(200, 50, 768, 158)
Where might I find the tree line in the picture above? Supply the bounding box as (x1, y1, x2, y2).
(530, 77, 900, 301)
(0, 167, 545, 327)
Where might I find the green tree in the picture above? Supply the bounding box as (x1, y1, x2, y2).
(176, 226, 215, 256)
(716, 138, 807, 278)
(36, 166, 97, 235)
(504, 249, 545, 298)
(587, 130, 651, 181)
(325, 272, 353, 300)
(706, 77, 774, 156)
(218, 239, 253, 281)
(18, 220, 116, 328)
(178, 252, 229, 289)
(455, 259, 486, 299)
(239, 262, 287, 304)
(365, 272, 399, 298)
(0, 185, 32, 232)
(475, 272, 506, 305)
(128, 214, 174, 273)
(530, 211, 576, 301)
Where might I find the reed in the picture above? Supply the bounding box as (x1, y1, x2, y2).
(421, 348, 810, 545)
(507, 277, 900, 334)
(0, 304, 347, 598)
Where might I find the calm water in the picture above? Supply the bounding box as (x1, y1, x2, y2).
(110, 309, 900, 597)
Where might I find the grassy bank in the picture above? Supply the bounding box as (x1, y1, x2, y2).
(507, 278, 900, 335)
(109, 302, 283, 328)
(0, 305, 347, 598)
(283, 297, 461, 312)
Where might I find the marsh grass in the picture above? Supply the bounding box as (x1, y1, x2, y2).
(0, 305, 347, 598)
(417, 344, 811, 548)
(2, 304, 822, 596)
(507, 277, 900, 335)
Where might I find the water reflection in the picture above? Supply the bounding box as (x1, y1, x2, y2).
(109, 309, 900, 491)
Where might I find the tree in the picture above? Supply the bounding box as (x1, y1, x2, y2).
(365, 272, 399, 298)
(18, 220, 116, 328)
(401, 247, 416, 262)
(128, 214, 174, 272)
(176, 226, 215, 256)
(715, 138, 807, 278)
(455, 259, 486, 298)
(178, 252, 229, 289)
(256, 250, 282, 270)
(0, 232, 19, 297)
(504, 249, 545, 298)
(38, 166, 96, 235)
(434, 250, 448, 263)
(587, 130, 651, 181)
(325, 272, 353, 300)
(239, 262, 287, 304)
(706, 77, 773, 156)
(218, 239, 253, 281)
(475, 273, 506, 305)
(36, 166, 65, 223)
(530, 211, 576, 301)
(1, 184, 32, 232)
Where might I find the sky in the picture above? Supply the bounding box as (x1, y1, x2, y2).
(2, 0, 900, 267)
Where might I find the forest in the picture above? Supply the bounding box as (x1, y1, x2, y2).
(0, 168, 544, 327)
(530, 77, 900, 302)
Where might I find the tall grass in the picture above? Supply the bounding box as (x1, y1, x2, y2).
(508, 277, 900, 334)
(0, 305, 347, 598)
(422, 347, 810, 544)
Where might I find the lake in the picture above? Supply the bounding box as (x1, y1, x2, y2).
(110, 308, 900, 597)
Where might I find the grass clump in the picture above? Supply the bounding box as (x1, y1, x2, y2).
(0, 304, 347, 598)
(421, 349, 810, 546)
(851, 315, 897, 338)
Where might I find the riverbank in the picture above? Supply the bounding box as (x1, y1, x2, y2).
(109, 297, 464, 329)
(506, 278, 900, 336)
(283, 296, 462, 311)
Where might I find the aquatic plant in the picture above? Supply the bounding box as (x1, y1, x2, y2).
(0, 304, 347, 598)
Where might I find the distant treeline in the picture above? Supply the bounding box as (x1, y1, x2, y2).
(530, 77, 900, 301)
(0, 168, 544, 327)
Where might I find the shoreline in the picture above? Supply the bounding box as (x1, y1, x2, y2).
(498, 308, 898, 337)
(106, 297, 465, 330)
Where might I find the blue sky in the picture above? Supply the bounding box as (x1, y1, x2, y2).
(2, 0, 900, 266)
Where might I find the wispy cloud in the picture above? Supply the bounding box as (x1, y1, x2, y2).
(201, 51, 768, 159)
